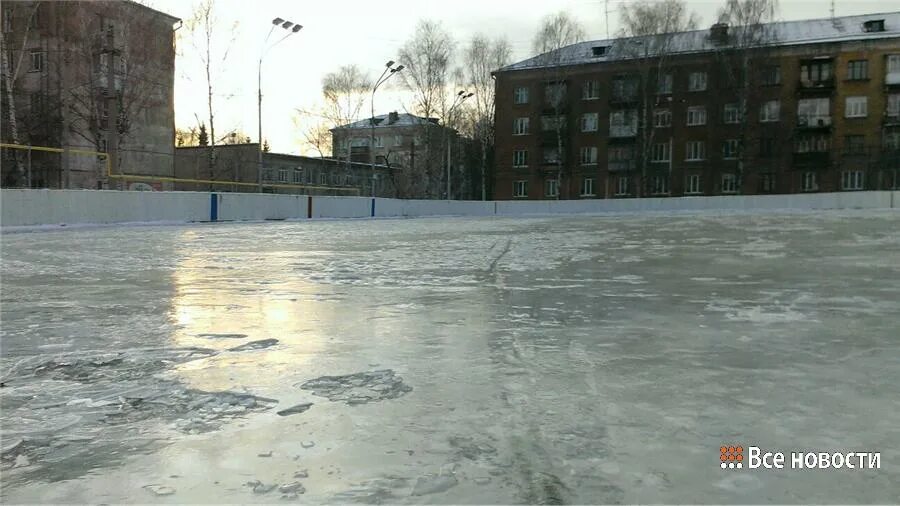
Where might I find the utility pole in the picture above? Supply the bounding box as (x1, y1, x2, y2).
(105, 22, 119, 190)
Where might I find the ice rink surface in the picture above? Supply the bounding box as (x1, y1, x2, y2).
(2, 210, 899, 504)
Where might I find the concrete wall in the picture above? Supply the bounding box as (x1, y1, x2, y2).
(2, 189, 897, 228)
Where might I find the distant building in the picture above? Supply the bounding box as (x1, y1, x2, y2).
(493, 13, 900, 200)
(330, 112, 468, 199)
(174, 143, 396, 197)
(0, 1, 179, 190)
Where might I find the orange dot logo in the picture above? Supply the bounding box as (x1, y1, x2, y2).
(720, 444, 744, 469)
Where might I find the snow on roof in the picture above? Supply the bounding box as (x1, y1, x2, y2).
(499, 12, 900, 73)
(331, 112, 440, 131)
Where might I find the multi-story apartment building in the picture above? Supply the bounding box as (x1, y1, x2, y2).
(331, 111, 467, 199)
(1, 1, 178, 190)
(493, 13, 900, 200)
(174, 144, 396, 197)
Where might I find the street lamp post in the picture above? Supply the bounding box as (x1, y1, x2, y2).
(370, 61, 404, 198)
(258, 18, 302, 192)
(446, 90, 473, 200)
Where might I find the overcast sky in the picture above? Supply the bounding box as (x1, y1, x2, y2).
(148, 0, 890, 155)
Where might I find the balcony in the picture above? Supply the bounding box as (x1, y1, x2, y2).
(609, 125, 638, 138)
(884, 113, 900, 126)
(796, 115, 832, 130)
(792, 151, 830, 168)
(886, 71, 900, 88)
(880, 148, 900, 168)
(607, 160, 635, 172)
(797, 77, 835, 95)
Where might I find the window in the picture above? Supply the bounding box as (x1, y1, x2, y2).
(802, 172, 818, 192)
(611, 77, 638, 101)
(760, 100, 780, 122)
(887, 130, 900, 150)
(609, 110, 638, 137)
(863, 19, 885, 32)
(374, 136, 384, 148)
(650, 175, 669, 195)
(800, 60, 832, 84)
(98, 138, 108, 153)
(723, 139, 740, 159)
(2, 9, 12, 33)
(723, 103, 741, 124)
(845, 96, 867, 118)
(394, 135, 403, 147)
(513, 149, 528, 167)
(580, 146, 598, 165)
(759, 173, 776, 193)
(685, 174, 702, 194)
(513, 180, 528, 197)
(591, 46, 609, 57)
(545, 179, 559, 197)
(657, 73, 673, 94)
(654, 109, 671, 128)
(292, 169, 302, 184)
(581, 113, 598, 132)
(582, 80, 600, 100)
(760, 137, 778, 157)
(721, 173, 738, 193)
(542, 148, 562, 164)
(615, 176, 629, 196)
(580, 177, 595, 196)
(888, 94, 900, 118)
(544, 82, 566, 107)
(845, 135, 865, 155)
(686, 106, 707, 126)
(608, 145, 634, 170)
(513, 117, 529, 135)
(688, 72, 707, 91)
(651, 142, 670, 162)
(686, 141, 705, 161)
(514, 86, 529, 104)
(761, 65, 781, 86)
(841, 170, 864, 190)
(319, 172, 327, 185)
(847, 60, 868, 80)
(29, 50, 44, 72)
(278, 169, 288, 183)
(798, 98, 830, 125)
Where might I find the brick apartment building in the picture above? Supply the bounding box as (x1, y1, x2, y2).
(174, 144, 396, 197)
(493, 13, 900, 200)
(1, 1, 179, 190)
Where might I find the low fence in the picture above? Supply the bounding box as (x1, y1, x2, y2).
(1, 189, 897, 228)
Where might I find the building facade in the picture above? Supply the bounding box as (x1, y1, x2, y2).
(1, 1, 178, 190)
(331, 111, 469, 199)
(493, 13, 900, 200)
(174, 144, 396, 196)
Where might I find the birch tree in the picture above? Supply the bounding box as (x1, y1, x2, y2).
(462, 34, 512, 200)
(532, 12, 585, 199)
(619, 0, 699, 197)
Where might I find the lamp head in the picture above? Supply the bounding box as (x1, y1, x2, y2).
(292, 25, 303, 32)
(272, 17, 284, 25)
(282, 21, 294, 29)
(385, 60, 395, 67)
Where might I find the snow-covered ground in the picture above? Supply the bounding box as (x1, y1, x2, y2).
(2, 210, 899, 503)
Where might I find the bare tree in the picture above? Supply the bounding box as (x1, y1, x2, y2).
(619, 0, 699, 197)
(1, 3, 41, 185)
(186, 0, 238, 183)
(398, 20, 455, 198)
(320, 64, 370, 180)
(714, 0, 780, 191)
(461, 34, 512, 200)
(532, 11, 585, 199)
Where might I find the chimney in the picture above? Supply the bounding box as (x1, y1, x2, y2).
(710, 23, 729, 44)
(388, 111, 399, 124)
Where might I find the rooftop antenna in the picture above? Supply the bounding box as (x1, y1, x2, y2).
(830, 0, 835, 20)
(605, 0, 610, 39)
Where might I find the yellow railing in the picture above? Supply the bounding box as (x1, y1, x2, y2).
(0, 142, 360, 194)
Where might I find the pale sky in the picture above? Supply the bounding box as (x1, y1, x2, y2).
(148, 0, 892, 155)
